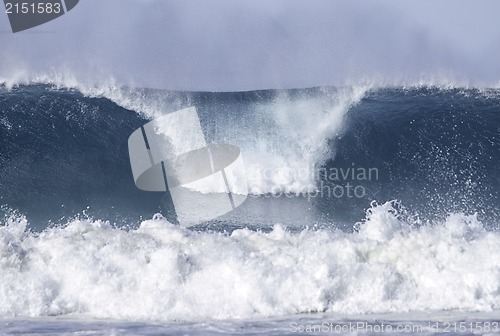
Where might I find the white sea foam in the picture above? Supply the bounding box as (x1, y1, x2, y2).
(0, 201, 499, 321)
(240, 86, 368, 194)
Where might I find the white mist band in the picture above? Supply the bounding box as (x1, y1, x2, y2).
(128, 107, 248, 226)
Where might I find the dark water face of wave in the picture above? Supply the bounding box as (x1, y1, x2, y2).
(0, 85, 499, 230)
(0, 85, 165, 229)
(326, 88, 500, 227)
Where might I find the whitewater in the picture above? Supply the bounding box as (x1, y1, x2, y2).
(1, 200, 500, 320)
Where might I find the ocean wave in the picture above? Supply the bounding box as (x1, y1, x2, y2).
(1, 81, 499, 227)
(0, 79, 369, 194)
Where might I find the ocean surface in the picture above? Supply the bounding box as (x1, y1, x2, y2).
(0, 82, 499, 335)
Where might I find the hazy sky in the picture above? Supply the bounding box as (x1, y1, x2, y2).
(1, 0, 499, 90)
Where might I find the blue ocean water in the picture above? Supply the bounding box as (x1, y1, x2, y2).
(0, 83, 499, 334)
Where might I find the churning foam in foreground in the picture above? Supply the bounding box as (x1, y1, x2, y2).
(0, 201, 499, 321)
